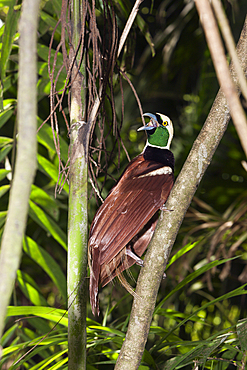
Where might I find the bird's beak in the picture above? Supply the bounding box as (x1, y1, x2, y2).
(137, 113, 158, 131)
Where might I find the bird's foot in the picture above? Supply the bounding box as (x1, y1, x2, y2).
(125, 248, 144, 266)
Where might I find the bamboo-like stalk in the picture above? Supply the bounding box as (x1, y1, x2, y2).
(67, 1, 88, 369)
(114, 16, 247, 370)
(0, 0, 39, 341)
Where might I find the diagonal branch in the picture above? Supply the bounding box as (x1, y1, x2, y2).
(117, 0, 144, 58)
(114, 15, 247, 370)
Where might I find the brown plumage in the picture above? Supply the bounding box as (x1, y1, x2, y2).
(88, 113, 174, 315)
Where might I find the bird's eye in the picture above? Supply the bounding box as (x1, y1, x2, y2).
(162, 121, 168, 126)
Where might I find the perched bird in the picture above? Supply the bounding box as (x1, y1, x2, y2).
(88, 113, 174, 315)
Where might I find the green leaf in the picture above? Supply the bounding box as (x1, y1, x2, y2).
(37, 43, 63, 67)
(156, 258, 240, 313)
(0, 169, 11, 181)
(163, 334, 230, 370)
(0, 0, 16, 6)
(30, 185, 60, 220)
(47, 357, 68, 370)
(37, 154, 69, 194)
(28, 348, 68, 370)
(0, 184, 10, 197)
(0, 143, 12, 162)
(50, 0, 62, 18)
(237, 318, 247, 351)
(166, 241, 199, 270)
(0, 323, 18, 346)
(37, 121, 69, 163)
(0, 74, 18, 96)
(0, 108, 13, 129)
(0, 210, 7, 228)
(0, 136, 13, 147)
(37, 61, 67, 98)
(0, 0, 20, 108)
(40, 10, 60, 32)
(29, 200, 67, 250)
(158, 284, 247, 345)
(6, 306, 68, 327)
(23, 236, 67, 300)
(2, 336, 67, 370)
(88, 325, 125, 337)
(135, 14, 155, 57)
(16, 270, 48, 306)
(1, 98, 16, 110)
(141, 348, 157, 368)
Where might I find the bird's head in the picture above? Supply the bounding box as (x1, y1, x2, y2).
(138, 113, 173, 150)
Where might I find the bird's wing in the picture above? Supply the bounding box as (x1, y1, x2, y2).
(89, 154, 174, 267)
(100, 212, 159, 287)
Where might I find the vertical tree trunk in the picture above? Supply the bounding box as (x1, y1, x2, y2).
(67, 1, 88, 369)
(0, 0, 39, 342)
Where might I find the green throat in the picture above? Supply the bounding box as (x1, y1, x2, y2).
(147, 126, 170, 148)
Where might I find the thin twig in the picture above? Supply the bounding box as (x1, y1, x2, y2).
(117, 0, 144, 58)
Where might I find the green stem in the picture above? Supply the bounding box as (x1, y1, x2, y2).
(68, 124, 88, 370)
(67, 1, 87, 369)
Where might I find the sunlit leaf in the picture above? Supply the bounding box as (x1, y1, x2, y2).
(29, 200, 67, 250)
(0, 210, 7, 228)
(0, 143, 12, 162)
(0, 169, 10, 181)
(17, 270, 48, 306)
(47, 356, 68, 370)
(88, 325, 125, 337)
(7, 306, 68, 327)
(0, 184, 10, 197)
(0, 136, 13, 147)
(30, 185, 60, 220)
(23, 236, 67, 300)
(28, 348, 68, 370)
(2, 337, 67, 370)
(166, 241, 199, 270)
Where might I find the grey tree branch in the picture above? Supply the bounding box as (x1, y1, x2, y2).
(212, 0, 247, 102)
(114, 15, 247, 370)
(0, 0, 40, 345)
(195, 0, 247, 159)
(117, 0, 144, 58)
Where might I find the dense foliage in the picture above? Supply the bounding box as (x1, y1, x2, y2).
(0, 0, 247, 369)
